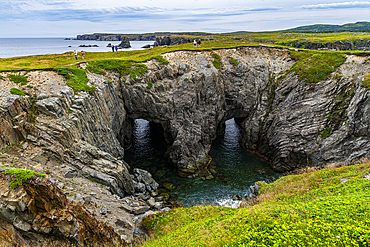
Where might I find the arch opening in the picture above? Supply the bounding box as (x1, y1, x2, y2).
(124, 118, 279, 207)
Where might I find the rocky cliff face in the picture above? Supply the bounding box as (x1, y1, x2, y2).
(287, 39, 370, 51)
(119, 47, 370, 174)
(0, 168, 125, 246)
(1, 46, 370, 180)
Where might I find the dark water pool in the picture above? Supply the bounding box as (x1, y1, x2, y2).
(124, 118, 279, 207)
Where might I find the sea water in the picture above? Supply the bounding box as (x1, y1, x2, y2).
(124, 118, 280, 208)
(0, 38, 154, 58)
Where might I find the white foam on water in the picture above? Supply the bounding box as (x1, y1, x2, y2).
(216, 198, 242, 208)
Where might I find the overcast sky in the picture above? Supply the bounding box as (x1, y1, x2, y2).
(0, 0, 369, 37)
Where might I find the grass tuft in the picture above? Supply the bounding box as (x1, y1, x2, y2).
(229, 58, 239, 65)
(362, 73, 370, 91)
(9, 74, 28, 85)
(153, 55, 169, 65)
(2, 167, 46, 189)
(212, 52, 222, 69)
(10, 88, 26, 96)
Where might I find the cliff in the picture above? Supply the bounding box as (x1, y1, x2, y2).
(1, 47, 370, 176)
(0, 47, 370, 244)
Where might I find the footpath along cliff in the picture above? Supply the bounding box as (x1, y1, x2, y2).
(0, 46, 369, 245)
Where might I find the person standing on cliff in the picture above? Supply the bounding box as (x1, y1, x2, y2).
(194, 39, 197, 48)
(115, 45, 118, 54)
(197, 39, 201, 48)
(112, 45, 115, 52)
(74, 50, 78, 60)
(81, 50, 85, 59)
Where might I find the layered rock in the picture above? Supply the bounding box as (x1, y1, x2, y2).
(120, 48, 370, 174)
(0, 169, 125, 246)
(1, 46, 370, 180)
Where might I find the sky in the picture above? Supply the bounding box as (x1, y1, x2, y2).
(0, 0, 369, 37)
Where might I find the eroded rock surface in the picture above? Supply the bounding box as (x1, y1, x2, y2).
(0, 170, 125, 246)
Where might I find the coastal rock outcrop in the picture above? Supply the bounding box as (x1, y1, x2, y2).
(287, 39, 370, 51)
(154, 36, 192, 46)
(0, 168, 125, 246)
(118, 36, 131, 48)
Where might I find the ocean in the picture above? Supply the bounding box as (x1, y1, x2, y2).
(0, 38, 154, 58)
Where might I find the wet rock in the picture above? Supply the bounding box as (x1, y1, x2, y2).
(155, 192, 170, 202)
(233, 195, 242, 201)
(162, 183, 176, 191)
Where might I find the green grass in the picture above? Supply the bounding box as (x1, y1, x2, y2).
(230, 58, 239, 65)
(0, 75, 4, 80)
(146, 82, 153, 89)
(2, 167, 46, 189)
(362, 73, 370, 90)
(8, 74, 28, 84)
(10, 88, 26, 96)
(212, 52, 222, 69)
(86, 59, 148, 80)
(54, 68, 95, 93)
(141, 163, 370, 247)
(153, 55, 169, 65)
(288, 50, 347, 83)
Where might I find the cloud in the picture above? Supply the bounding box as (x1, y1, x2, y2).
(299, 1, 370, 9)
(0, 5, 282, 23)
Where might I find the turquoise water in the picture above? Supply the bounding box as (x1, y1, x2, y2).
(124, 118, 279, 207)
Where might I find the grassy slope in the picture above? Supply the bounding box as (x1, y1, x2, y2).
(0, 39, 259, 71)
(141, 163, 370, 247)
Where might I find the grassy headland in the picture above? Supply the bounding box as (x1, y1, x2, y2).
(1, 33, 370, 72)
(140, 163, 370, 247)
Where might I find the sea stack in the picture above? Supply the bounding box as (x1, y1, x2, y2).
(118, 36, 131, 48)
